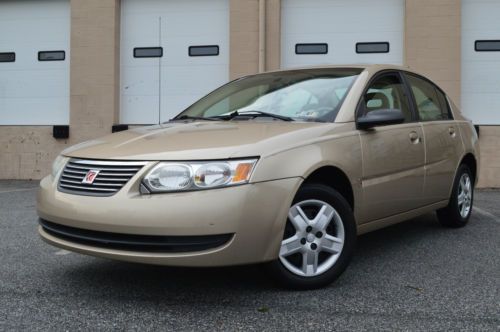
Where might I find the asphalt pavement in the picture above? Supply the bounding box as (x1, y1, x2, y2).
(0, 180, 498, 331)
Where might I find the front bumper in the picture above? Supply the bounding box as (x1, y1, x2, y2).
(37, 174, 302, 266)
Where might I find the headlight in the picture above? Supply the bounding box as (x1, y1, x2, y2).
(51, 155, 68, 179)
(142, 159, 258, 193)
(144, 164, 193, 191)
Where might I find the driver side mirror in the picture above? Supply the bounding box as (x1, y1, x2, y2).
(356, 108, 405, 130)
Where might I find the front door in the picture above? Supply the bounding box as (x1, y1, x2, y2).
(357, 72, 425, 223)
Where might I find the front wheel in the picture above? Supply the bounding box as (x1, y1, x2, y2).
(436, 164, 474, 228)
(267, 184, 356, 290)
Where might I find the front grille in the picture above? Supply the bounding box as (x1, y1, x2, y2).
(58, 159, 147, 196)
(40, 219, 233, 253)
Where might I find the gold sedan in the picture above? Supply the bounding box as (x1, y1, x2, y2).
(38, 65, 479, 289)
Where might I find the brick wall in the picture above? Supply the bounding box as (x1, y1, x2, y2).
(477, 127, 500, 188)
(405, 0, 461, 104)
(265, 0, 281, 71)
(229, 0, 259, 78)
(69, 0, 120, 142)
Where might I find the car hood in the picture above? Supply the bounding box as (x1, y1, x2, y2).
(62, 121, 347, 160)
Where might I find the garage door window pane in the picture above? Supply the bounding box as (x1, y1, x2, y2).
(295, 43, 328, 55)
(38, 51, 65, 61)
(356, 42, 390, 54)
(189, 45, 219, 56)
(133, 47, 163, 58)
(0, 52, 15, 62)
(475, 40, 500, 52)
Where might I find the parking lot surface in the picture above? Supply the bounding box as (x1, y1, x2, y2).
(0, 180, 499, 331)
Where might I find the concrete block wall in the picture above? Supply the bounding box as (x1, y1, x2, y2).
(405, 0, 461, 105)
(69, 0, 120, 143)
(230, 0, 260, 79)
(229, 0, 281, 76)
(477, 127, 500, 187)
(0, 127, 68, 179)
(265, 0, 282, 72)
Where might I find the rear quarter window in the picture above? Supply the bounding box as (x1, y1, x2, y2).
(405, 74, 452, 121)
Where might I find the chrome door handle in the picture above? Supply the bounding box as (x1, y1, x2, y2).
(409, 131, 421, 144)
(449, 127, 456, 138)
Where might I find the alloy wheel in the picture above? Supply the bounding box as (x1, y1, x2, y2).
(458, 173, 472, 218)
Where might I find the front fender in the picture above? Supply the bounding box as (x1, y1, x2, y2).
(250, 131, 363, 215)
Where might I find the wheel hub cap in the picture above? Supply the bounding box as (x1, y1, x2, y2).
(279, 199, 345, 277)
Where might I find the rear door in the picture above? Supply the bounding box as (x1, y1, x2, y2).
(403, 73, 463, 203)
(358, 72, 425, 223)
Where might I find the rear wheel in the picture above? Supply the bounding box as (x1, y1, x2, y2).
(436, 164, 474, 228)
(267, 184, 356, 289)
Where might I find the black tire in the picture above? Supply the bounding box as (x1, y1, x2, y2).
(436, 164, 474, 228)
(267, 183, 357, 290)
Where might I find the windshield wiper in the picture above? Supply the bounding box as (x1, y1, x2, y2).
(169, 115, 219, 122)
(170, 111, 294, 123)
(217, 110, 293, 122)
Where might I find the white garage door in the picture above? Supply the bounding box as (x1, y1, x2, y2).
(0, 0, 70, 125)
(121, 0, 229, 124)
(281, 0, 404, 69)
(462, 0, 500, 125)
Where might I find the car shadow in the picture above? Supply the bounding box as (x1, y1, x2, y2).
(354, 213, 443, 260)
(55, 213, 449, 296)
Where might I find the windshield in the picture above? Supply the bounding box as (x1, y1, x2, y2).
(175, 68, 362, 122)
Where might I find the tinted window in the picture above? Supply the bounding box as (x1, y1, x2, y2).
(435, 88, 452, 120)
(405, 74, 451, 121)
(38, 51, 65, 61)
(295, 43, 328, 55)
(0, 52, 15, 62)
(189, 45, 219, 56)
(134, 47, 163, 58)
(361, 74, 412, 123)
(356, 42, 389, 54)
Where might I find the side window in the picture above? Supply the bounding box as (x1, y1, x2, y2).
(435, 88, 452, 120)
(405, 74, 451, 121)
(361, 74, 412, 122)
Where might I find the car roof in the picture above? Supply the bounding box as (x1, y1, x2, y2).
(263, 64, 423, 76)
